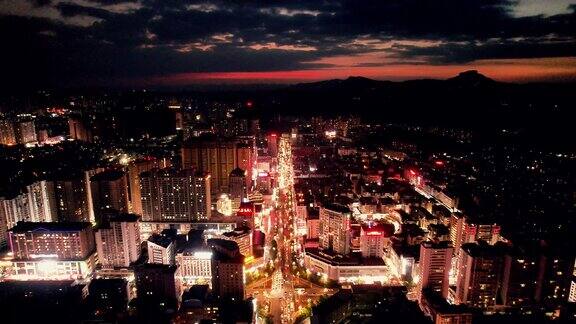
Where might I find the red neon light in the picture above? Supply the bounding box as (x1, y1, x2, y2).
(435, 161, 444, 166)
(366, 231, 382, 236)
(246, 101, 253, 108)
(409, 170, 416, 175)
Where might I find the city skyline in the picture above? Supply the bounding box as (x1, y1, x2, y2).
(1, 0, 576, 90)
(1, 2, 576, 324)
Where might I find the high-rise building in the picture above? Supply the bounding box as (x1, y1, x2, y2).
(53, 175, 91, 223)
(0, 205, 7, 248)
(450, 213, 501, 254)
(26, 180, 57, 222)
(95, 214, 141, 268)
(236, 143, 254, 189)
(1, 193, 32, 231)
(68, 117, 92, 142)
(0, 180, 57, 231)
(15, 119, 36, 144)
(229, 168, 247, 200)
(140, 168, 211, 222)
(501, 243, 545, 308)
(419, 289, 473, 324)
(126, 157, 171, 215)
(569, 278, 576, 303)
(90, 170, 129, 220)
(319, 204, 352, 255)
(8, 222, 96, 279)
(84, 168, 105, 224)
(89, 279, 131, 313)
(175, 248, 213, 286)
(266, 133, 278, 157)
(418, 241, 453, 299)
(359, 223, 393, 258)
(539, 246, 574, 309)
(306, 208, 320, 239)
(0, 119, 16, 146)
(181, 138, 253, 193)
(134, 263, 181, 305)
(219, 227, 252, 257)
(147, 233, 176, 265)
(208, 239, 244, 300)
(455, 242, 506, 308)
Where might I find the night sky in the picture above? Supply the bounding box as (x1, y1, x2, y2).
(1, 0, 575, 89)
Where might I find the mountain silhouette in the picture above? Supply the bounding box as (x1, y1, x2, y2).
(250, 71, 575, 130)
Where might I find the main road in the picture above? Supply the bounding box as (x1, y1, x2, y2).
(269, 134, 297, 324)
(249, 134, 336, 323)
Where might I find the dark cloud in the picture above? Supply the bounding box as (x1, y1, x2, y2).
(28, 0, 52, 7)
(1, 0, 575, 89)
(397, 39, 576, 64)
(56, 2, 115, 20)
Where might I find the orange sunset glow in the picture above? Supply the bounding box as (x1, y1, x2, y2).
(144, 57, 576, 86)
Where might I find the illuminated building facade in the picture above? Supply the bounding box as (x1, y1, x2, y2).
(95, 214, 141, 268)
(140, 168, 211, 222)
(539, 250, 574, 309)
(15, 119, 37, 144)
(359, 223, 393, 258)
(418, 241, 453, 299)
(0, 118, 16, 145)
(266, 133, 278, 157)
(389, 244, 419, 281)
(569, 279, 576, 303)
(307, 212, 320, 239)
(419, 289, 473, 324)
(0, 180, 57, 231)
(304, 248, 388, 283)
(127, 157, 171, 215)
(219, 227, 252, 257)
(319, 204, 352, 255)
(53, 175, 91, 223)
(450, 213, 501, 255)
(229, 168, 246, 199)
(90, 170, 130, 219)
(455, 242, 505, 308)
(147, 233, 176, 265)
(175, 249, 213, 285)
(68, 117, 92, 142)
(8, 222, 96, 279)
(181, 138, 253, 193)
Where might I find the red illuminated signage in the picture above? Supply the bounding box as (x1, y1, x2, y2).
(237, 202, 255, 217)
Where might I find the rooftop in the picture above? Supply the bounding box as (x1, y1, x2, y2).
(361, 222, 394, 237)
(421, 240, 453, 249)
(322, 203, 352, 214)
(140, 167, 208, 179)
(90, 169, 126, 182)
(148, 234, 175, 248)
(461, 241, 508, 257)
(305, 248, 386, 266)
(10, 221, 92, 233)
(229, 167, 246, 177)
(134, 263, 177, 274)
